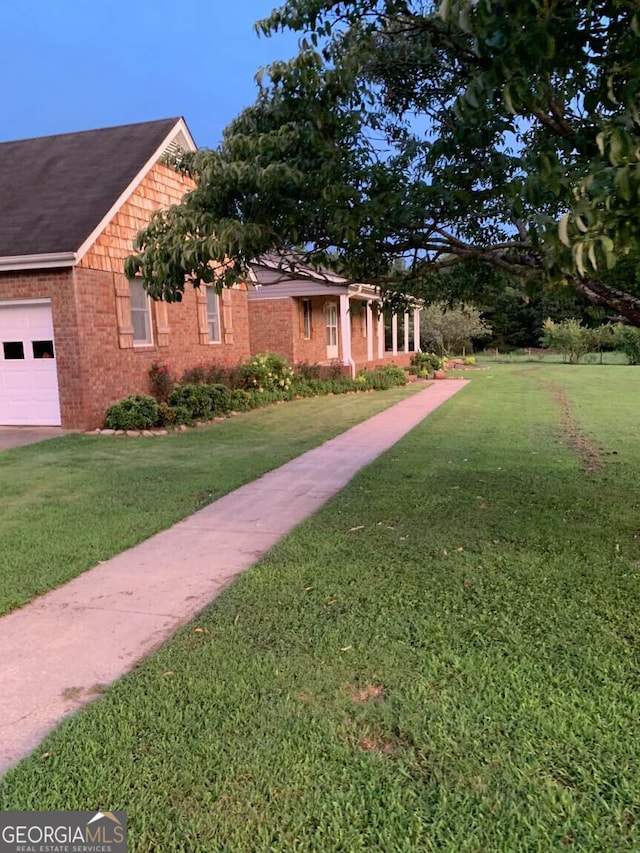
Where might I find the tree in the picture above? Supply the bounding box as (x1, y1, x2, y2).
(126, 1, 640, 325)
(420, 302, 491, 355)
(414, 260, 608, 349)
(541, 318, 591, 363)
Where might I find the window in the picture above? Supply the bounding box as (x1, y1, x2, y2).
(207, 288, 221, 343)
(325, 303, 338, 347)
(3, 341, 24, 359)
(302, 299, 312, 339)
(129, 280, 153, 345)
(32, 340, 55, 359)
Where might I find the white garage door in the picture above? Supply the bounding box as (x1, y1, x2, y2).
(0, 300, 61, 426)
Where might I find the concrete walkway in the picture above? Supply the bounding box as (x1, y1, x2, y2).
(0, 380, 468, 775)
(0, 426, 68, 451)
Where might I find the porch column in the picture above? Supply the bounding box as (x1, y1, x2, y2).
(391, 313, 398, 356)
(413, 308, 421, 352)
(339, 293, 355, 377)
(366, 302, 374, 362)
(403, 311, 410, 353)
(377, 308, 384, 359)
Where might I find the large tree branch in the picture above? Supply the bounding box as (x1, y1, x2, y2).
(531, 105, 576, 141)
(568, 276, 640, 325)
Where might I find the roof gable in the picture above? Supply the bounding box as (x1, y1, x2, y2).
(0, 118, 193, 262)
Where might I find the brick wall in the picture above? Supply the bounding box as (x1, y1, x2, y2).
(249, 296, 403, 370)
(72, 268, 250, 427)
(291, 296, 339, 364)
(248, 299, 296, 362)
(349, 303, 370, 364)
(354, 352, 413, 370)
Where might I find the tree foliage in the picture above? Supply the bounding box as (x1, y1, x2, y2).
(420, 302, 491, 355)
(541, 318, 592, 363)
(126, 0, 640, 324)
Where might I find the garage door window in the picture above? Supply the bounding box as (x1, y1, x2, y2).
(3, 341, 24, 359)
(33, 340, 55, 358)
(129, 280, 153, 345)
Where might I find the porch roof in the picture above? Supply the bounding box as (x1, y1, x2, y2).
(248, 257, 379, 301)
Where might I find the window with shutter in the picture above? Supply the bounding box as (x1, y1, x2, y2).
(207, 289, 221, 343)
(128, 280, 153, 345)
(114, 277, 134, 349)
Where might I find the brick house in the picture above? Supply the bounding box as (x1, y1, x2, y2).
(247, 257, 422, 375)
(0, 118, 250, 429)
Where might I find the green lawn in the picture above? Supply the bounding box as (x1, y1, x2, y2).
(0, 385, 418, 615)
(3, 363, 640, 851)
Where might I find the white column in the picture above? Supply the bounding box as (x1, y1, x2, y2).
(377, 309, 384, 359)
(366, 302, 374, 362)
(413, 308, 421, 352)
(339, 293, 355, 376)
(391, 313, 398, 356)
(403, 311, 410, 353)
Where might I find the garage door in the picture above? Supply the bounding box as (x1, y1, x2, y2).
(0, 300, 61, 426)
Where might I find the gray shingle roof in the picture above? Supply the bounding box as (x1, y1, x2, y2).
(0, 118, 181, 258)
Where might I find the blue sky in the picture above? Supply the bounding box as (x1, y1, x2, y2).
(0, 1, 299, 147)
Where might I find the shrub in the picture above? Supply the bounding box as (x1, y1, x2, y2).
(213, 364, 246, 390)
(229, 389, 257, 411)
(322, 363, 346, 380)
(291, 379, 320, 397)
(181, 363, 246, 390)
(411, 351, 443, 375)
(240, 352, 294, 393)
(249, 389, 285, 406)
(331, 378, 360, 393)
(149, 363, 175, 403)
(206, 384, 232, 415)
(168, 384, 215, 420)
(613, 325, 640, 364)
(463, 356, 476, 366)
(180, 365, 209, 385)
(156, 402, 192, 427)
(360, 365, 408, 390)
(105, 394, 158, 430)
(294, 363, 323, 381)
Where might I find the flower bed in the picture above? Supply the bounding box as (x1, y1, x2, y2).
(103, 355, 410, 433)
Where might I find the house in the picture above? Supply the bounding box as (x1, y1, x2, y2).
(247, 256, 421, 375)
(0, 118, 250, 429)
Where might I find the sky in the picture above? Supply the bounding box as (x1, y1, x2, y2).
(0, 0, 300, 148)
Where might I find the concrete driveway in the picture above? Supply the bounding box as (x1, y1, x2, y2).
(0, 427, 68, 451)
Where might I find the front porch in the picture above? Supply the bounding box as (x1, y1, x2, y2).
(338, 290, 422, 377)
(247, 259, 422, 374)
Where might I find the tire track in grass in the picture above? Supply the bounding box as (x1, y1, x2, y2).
(539, 378, 605, 473)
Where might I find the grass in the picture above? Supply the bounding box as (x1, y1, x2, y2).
(3, 363, 640, 851)
(0, 385, 419, 615)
